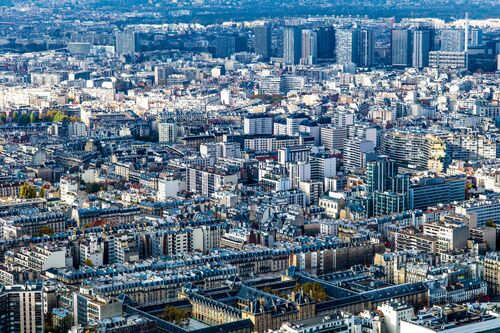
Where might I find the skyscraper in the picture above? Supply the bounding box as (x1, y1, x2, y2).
(254, 24, 272, 60)
(283, 26, 302, 65)
(359, 29, 375, 67)
(440, 29, 465, 52)
(215, 34, 247, 59)
(391, 29, 413, 67)
(469, 28, 483, 47)
(316, 27, 335, 61)
(301, 29, 317, 65)
(412, 29, 431, 69)
(335, 28, 360, 65)
(115, 30, 137, 54)
(215, 35, 236, 59)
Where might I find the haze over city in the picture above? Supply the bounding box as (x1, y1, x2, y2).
(0, 1, 500, 333)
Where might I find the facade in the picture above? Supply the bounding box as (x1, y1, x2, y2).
(412, 29, 431, 69)
(316, 27, 335, 60)
(186, 166, 239, 196)
(429, 51, 467, 69)
(483, 252, 500, 295)
(359, 29, 375, 67)
(422, 222, 469, 254)
(254, 24, 272, 60)
(283, 26, 302, 65)
(440, 29, 465, 52)
(0, 211, 66, 239)
(158, 115, 177, 143)
(115, 30, 137, 54)
(0, 283, 43, 333)
(391, 29, 413, 67)
(73, 288, 122, 327)
(335, 28, 359, 65)
(377, 302, 415, 333)
(244, 114, 273, 135)
(301, 29, 317, 65)
(380, 130, 446, 173)
(411, 176, 466, 210)
(455, 198, 500, 228)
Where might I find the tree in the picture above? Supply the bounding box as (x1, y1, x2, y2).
(53, 111, 68, 123)
(20, 183, 37, 199)
(293, 282, 328, 302)
(85, 182, 101, 193)
(39, 226, 54, 236)
(486, 220, 496, 228)
(0, 113, 6, 124)
(18, 113, 30, 125)
(84, 259, 93, 267)
(30, 112, 38, 124)
(39, 186, 45, 198)
(19, 182, 28, 198)
(162, 306, 189, 325)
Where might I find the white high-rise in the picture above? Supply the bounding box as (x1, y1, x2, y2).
(158, 115, 177, 143)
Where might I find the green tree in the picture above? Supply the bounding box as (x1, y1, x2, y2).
(39, 186, 46, 198)
(85, 182, 101, 193)
(293, 282, 328, 302)
(53, 111, 68, 123)
(162, 306, 189, 326)
(486, 220, 496, 228)
(19, 182, 29, 198)
(20, 183, 37, 199)
(0, 113, 6, 124)
(11, 111, 18, 122)
(30, 112, 38, 124)
(39, 226, 54, 236)
(18, 113, 30, 125)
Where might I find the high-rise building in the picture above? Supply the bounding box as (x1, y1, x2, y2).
(412, 29, 431, 69)
(366, 158, 398, 194)
(440, 29, 465, 52)
(374, 174, 412, 216)
(316, 27, 335, 60)
(469, 28, 483, 47)
(391, 29, 413, 67)
(158, 114, 177, 143)
(215, 34, 247, 59)
(254, 24, 272, 60)
(359, 29, 375, 67)
(335, 28, 360, 65)
(301, 29, 317, 65)
(115, 30, 137, 54)
(380, 130, 447, 173)
(343, 138, 376, 171)
(283, 26, 302, 65)
(154, 65, 171, 86)
(429, 51, 467, 69)
(215, 35, 236, 59)
(0, 283, 43, 333)
(244, 114, 273, 135)
(310, 153, 336, 180)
